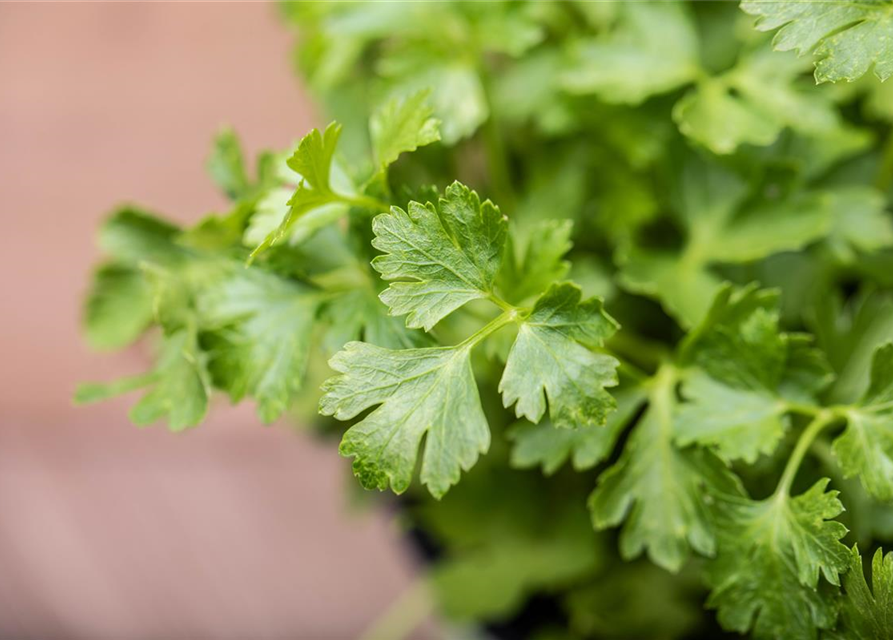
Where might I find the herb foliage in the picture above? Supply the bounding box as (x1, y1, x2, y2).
(79, 2, 893, 638)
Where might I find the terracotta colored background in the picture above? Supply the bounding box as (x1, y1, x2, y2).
(0, 3, 425, 638)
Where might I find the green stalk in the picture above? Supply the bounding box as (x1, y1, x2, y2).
(459, 309, 520, 350)
(774, 411, 835, 498)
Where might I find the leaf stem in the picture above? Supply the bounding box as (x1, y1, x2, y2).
(486, 291, 519, 313)
(774, 411, 835, 498)
(460, 309, 518, 349)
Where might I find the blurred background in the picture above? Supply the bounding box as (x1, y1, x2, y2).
(0, 3, 424, 638)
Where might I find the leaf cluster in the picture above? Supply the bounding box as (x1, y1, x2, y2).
(79, 2, 893, 638)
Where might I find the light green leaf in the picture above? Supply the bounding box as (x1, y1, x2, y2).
(676, 286, 830, 462)
(287, 121, 341, 194)
(320, 342, 489, 498)
(98, 207, 183, 267)
(742, 0, 893, 82)
(83, 263, 154, 350)
(619, 162, 832, 327)
(249, 123, 358, 258)
(589, 367, 742, 572)
(561, 2, 699, 104)
(370, 89, 440, 171)
(706, 480, 850, 640)
(677, 373, 788, 464)
(497, 219, 573, 305)
(825, 185, 893, 257)
(500, 283, 619, 429)
(383, 61, 488, 144)
(833, 343, 893, 500)
(674, 47, 839, 154)
(207, 127, 250, 200)
(198, 269, 319, 424)
(509, 386, 646, 475)
(829, 545, 893, 640)
(75, 328, 210, 431)
(372, 181, 506, 331)
(618, 248, 725, 330)
(322, 287, 431, 352)
(243, 187, 349, 249)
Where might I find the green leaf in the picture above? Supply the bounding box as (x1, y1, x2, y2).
(75, 328, 210, 431)
(561, 2, 699, 104)
(98, 207, 183, 266)
(676, 286, 830, 462)
(741, 0, 893, 82)
(243, 187, 349, 249)
(500, 283, 619, 429)
(497, 219, 573, 305)
(509, 386, 646, 475)
(706, 479, 850, 640)
(619, 161, 832, 327)
(370, 89, 440, 172)
(207, 127, 250, 200)
(320, 342, 489, 498)
(829, 545, 893, 640)
(83, 263, 154, 350)
(198, 269, 319, 424)
(589, 367, 742, 572)
(249, 123, 356, 258)
(383, 62, 488, 145)
(825, 185, 893, 258)
(673, 47, 839, 154)
(833, 342, 893, 500)
(372, 181, 506, 331)
(676, 372, 789, 464)
(322, 287, 431, 352)
(287, 121, 341, 194)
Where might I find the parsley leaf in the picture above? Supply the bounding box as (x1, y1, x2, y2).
(589, 366, 742, 572)
(619, 161, 832, 327)
(675, 286, 830, 463)
(250, 123, 363, 258)
(509, 386, 646, 475)
(370, 89, 440, 173)
(833, 342, 893, 500)
(497, 219, 573, 305)
(372, 181, 507, 331)
(562, 2, 699, 104)
(674, 47, 839, 155)
(319, 342, 489, 499)
(706, 479, 850, 640)
(829, 545, 893, 640)
(198, 269, 319, 424)
(207, 127, 251, 200)
(500, 283, 619, 429)
(742, 0, 893, 82)
(75, 328, 211, 431)
(83, 263, 154, 350)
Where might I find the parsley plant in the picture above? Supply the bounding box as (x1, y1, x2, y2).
(79, 2, 893, 638)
